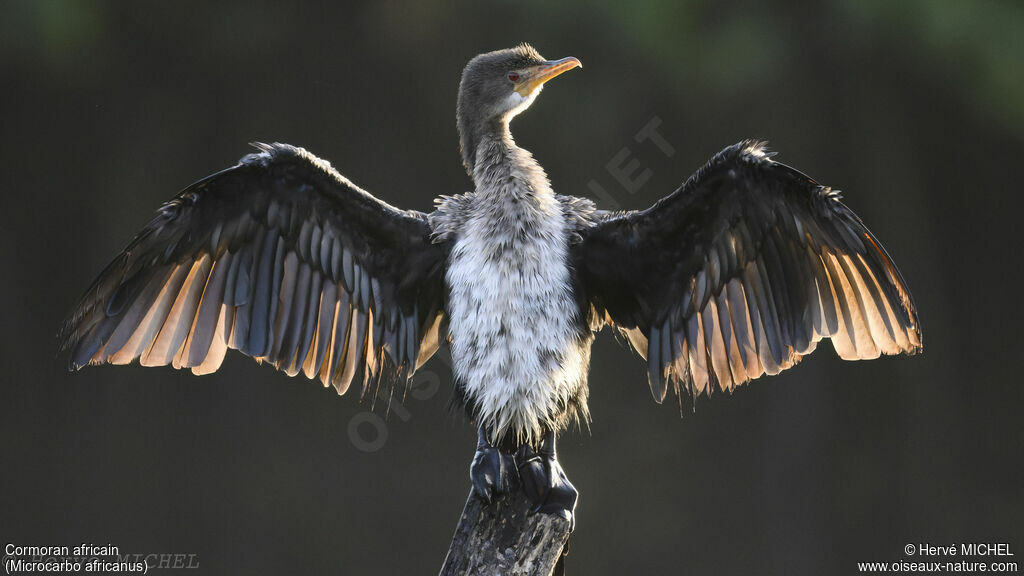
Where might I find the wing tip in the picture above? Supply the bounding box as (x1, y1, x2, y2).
(647, 371, 668, 404)
(737, 139, 775, 162)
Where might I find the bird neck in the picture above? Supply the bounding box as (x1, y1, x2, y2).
(468, 120, 553, 203)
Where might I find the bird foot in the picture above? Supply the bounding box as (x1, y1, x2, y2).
(470, 428, 577, 531)
(515, 435, 577, 531)
(470, 430, 516, 503)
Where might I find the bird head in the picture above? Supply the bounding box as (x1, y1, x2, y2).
(457, 44, 581, 172)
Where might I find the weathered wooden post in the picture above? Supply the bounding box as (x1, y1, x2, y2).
(440, 488, 571, 576)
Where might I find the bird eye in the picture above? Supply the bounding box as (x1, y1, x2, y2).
(508, 72, 520, 82)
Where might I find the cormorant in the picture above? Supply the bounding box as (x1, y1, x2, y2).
(60, 44, 921, 526)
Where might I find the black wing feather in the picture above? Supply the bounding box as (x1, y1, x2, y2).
(60, 143, 448, 397)
(574, 141, 921, 406)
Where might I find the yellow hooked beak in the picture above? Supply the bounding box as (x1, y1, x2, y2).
(514, 56, 582, 97)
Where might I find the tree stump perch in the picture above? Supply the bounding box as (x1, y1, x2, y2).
(440, 488, 571, 576)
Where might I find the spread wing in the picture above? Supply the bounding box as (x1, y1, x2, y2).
(60, 143, 448, 399)
(574, 141, 921, 406)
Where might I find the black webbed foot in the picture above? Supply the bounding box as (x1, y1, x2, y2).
(469, 428, 515, 503)
(515, 431, 578, 531)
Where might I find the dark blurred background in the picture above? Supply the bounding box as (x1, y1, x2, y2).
(3, 1, 1022, 574)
